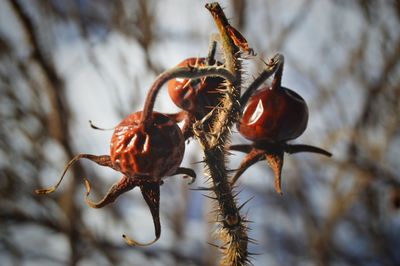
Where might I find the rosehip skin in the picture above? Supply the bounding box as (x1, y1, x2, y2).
(238, 86, 309, 143)
(110, 111, 185, 179)
(168, 57, 223, 118)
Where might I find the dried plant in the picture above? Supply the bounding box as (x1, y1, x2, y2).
(1, 1, 399, 266)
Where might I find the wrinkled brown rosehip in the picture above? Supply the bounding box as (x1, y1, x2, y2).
(36, 111, 195, 246)
(111, 111, 185, 179)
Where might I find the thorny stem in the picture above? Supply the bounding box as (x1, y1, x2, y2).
(140, 66, 236, 130)
(198, 3, 248, 266)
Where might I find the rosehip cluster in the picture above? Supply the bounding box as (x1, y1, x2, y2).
(36, 49, 330, 247)
(36, 3, 331, 256)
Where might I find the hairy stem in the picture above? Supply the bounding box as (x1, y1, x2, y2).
(271, 54, 285, 90)
(240, 53, 284, 109)
(196, 3, 248, 265)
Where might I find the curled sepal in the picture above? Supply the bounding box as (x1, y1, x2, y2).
(265, 151, 284, 195)
(35, 154, 113, 195)
(123, 182, 161, 247)
(84, 176, 137, 208)
(171, 167, 197, 185)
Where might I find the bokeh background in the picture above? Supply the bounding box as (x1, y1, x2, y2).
(1, 0, 399, 265)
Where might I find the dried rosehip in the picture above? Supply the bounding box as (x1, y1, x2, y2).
(238, 86, 308, 143)
(36, 110, 194, 246)
(111, 111, 185, 179)
(168, 57, 224, 119)
(36, 74, 197, 247)
(231, 55, 331, 194)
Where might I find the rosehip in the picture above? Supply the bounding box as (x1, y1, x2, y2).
(111, 111, 185, 179)
(168, 57, 224, 118)
(36, 102, 195, 246)
(238, 86, 308, 143)
(231, 54, 330, 194)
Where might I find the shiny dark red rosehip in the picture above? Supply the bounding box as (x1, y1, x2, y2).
(238, 86, 308, 143)
(168, 57, 223, 118)
(110, 111, 185, 179)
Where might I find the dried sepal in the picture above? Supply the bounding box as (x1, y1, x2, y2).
(123, 182, 161, 247)
(265, 151, 284, 195)
(83, 176, 137, 208)
(230, 148, 265, 185)
(171, 167, 197, 185)
(35, 154, 114, 195)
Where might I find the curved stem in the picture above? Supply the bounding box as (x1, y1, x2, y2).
(240, 53, 284, 108)
(271, 54, 285, 90)
(140, 66, 236, 130)
(207, 36, 218, 65)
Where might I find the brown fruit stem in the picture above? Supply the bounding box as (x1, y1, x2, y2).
(140, 66, 235, 130)
(240, 53, 284, 108)
(271, 54, 285, 90)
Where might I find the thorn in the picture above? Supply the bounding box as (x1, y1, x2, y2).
(248, 251, 263, 256)
(190, 186, 213, 191)
(238, 196, 254, 211)
(233, 188, 244, 198)
(202, 193, 218, 200)
(247, 237, 259, 244)
(207, 242, 226, 250)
